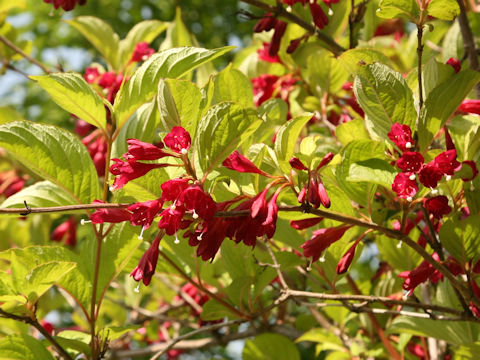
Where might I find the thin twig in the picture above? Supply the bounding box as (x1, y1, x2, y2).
(0, 35, 51, 74)
(0, 203, 130, 214)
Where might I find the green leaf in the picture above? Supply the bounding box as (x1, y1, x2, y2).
(0, 334, 55, 360)
(418, 70, 480, 151)
(335, 118, 370, 146)
(201, 299, 238, 321)
(0, 0, 25, 12)
(354, 63, 416, 141)
(340, 48, 393, 74)
(114, 46, 234, 129)
(243, 333, 300, 360)
(54, 331, 90, 357)
(160, 7, 195, 50)
(1, 181, 77, 209)
(304, 50, 349, 95)
(422, 58, 455, 99)
(376, 0, 419, 20)
(213, 64, 254, 107)
(20, 262, 76, 303)
(427, 0, 460, 20)
(117, 20, 168, 70)
(196, 102, 263, 174)
(274, 114, 312, 173)
(347, 158, 397, 188)
(0, 106, 23, 124)
(388, 316, 480, 345)
(30, 73, 107, 130)
(157, 79, 203, 137)
(66, 16, 120, 69)
(439, 215, 480, 263)
(0, 121, 101, 204)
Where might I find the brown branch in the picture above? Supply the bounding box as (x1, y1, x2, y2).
(0, 309, 73, 360)
(0, 203, 130, 214)
(0, 35, 51, 74)
(240, 0, 346, 56)
(457, 0, 480, 98)
(417, 23, 425, 108)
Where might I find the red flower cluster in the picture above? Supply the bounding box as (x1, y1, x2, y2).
(251, 74, 297, 107)
(130, 42, 155, 63)
(50, 216, 77, 246)
(43, 0, 86, 11)
(130, 234, 160, 286)
(398, 253, 443, 293)
(83, 67, 125, 103)
(301, 225, 352, 262)
(79, 127, 107, 176)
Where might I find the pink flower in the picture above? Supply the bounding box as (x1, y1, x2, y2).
(432, 149, 461, 176)
(336, 238, 361, 274)
(130, 41, 155, 62)
(130, 235, 160, 285)
(110, 158, 168, 190)
(392, 172, 418, 199)
(128, 199, 163, 229)
(308, 174, 330, 208)
(252, 74, 278, 106)
(269, 21, 287, 57)
(309, 1, 329, 29)
(424, 196, 451, 219)
(458, 99, 480, 115)
(398, 253, 443, 292)
(301, 225, 351, 262)
(290, 217, 323, 230)
(178, 185, 217, 221)
(90, 201, 131, 224)
(418, 163, 443, 188)
(126, 138, 169, 161)
(396, 152, 424, 173)
(51, 216, 77, 246)
(84, 67, 99, 84)
(157, 206, 185, 236)
(164, 127, 191, 154)
(43, 0, 86, 11)
(388, 123, 414, 151)
(160, 178, 190, 202)
(446, 57, 461, 73)
(289, 157, 308, 171)
(257, 43, 281, 63)
(223, 151, 269, 176)
(82, 131, 107, 176)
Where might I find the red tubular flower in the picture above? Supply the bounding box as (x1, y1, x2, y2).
(90, 201, 132, 224)
(251, 188, 269, 222)
(126, 139, 169, 160)
(223, 151, 269, 176)
(51, 216, 77, 246)
(130, 235, 160, 286)
(289, 157, 308, 171)
(418, 163, 443, 188)
(323, 0, 340, 5)
(301, 225, 351, 262)
(160, 178, 190, 202)
(252, 74, 279, 106)
(458, 99, 480, 115)
(98, 72, 124, 103)
(110, 159, 167, 190)
(257, 42, 281, 63)
(388, 123, 414, 151)
(290, 217, 323, 230)
(309, 1, 329, 29)
(396, 152, 424, 173)
(130, 42, 155, 62)
(287, 37, 303, 54)
(164, 127, 191, 154)
(444, 126, 456, 151)
(398, 253, 443, 292)
(253, 13, 277, 33)
(316, 152, 335, 171)
(282, 0, 307, 4)
(128, 199, 163, 229)
(0, 175, 26, 198)
(446, 57, 461, 73)
(336, 238, 361, 274)
(262, 190, 281, 238)
(157, 206, 185, 236)
(424, 196, 451, 219)
(433, 149, 461, 176)
(458, 160, 479, 181)
(392, 172, 418, 200)
(43, 0, 86, 11)
(297, 186, 307, 203)
(269, 21, 287, 57)
(178, 185, 217, 221)
(308, 174, 331, 208)
(84, 67, 100, 84)
(82, 131, 107, 176)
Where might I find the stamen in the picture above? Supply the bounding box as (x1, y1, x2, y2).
(192, 210, 199, 219)
(197, 233, 203, 241)
(80, 219, 91, 225)
(405, 142, 412, 149)
(134, 283, 140, 293)
(446, 175, 452, 181)
(138, 226, 145, 240)
(174, 233, 180, 244)
(409, 174, 416, 181)
(180, 148, 188, 155)
(396, 241, 402, 249)
(141, 55, 149, 61)
(319, 254, 326, 263)
(306, 259, 313, 272)
(328, 8, 333, 15)
(431, 188, 438, 194)
(406, 196, 413, 202)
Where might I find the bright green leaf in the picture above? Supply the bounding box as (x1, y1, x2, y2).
(201, 299, 238, 321)
(347, 158, 397, 188)
(0, 121, 101, 204)
(213, 64, 254, 107)
(340, 48, 393, 74)
(376, 0, 419, 20)
(427, 0, 460, 20)
(0, 334, 55, 360)
(243, 333, 300, 360)
(30, 73, 107, 130)
(439, 215, 480, 264)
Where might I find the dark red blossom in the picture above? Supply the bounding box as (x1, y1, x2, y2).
(458, 99, 480, 115)
(128, 199, 163, 230)
(309, 1, 329, 29)
(388, 123, 414, 151)
(223, 151, 268, 176)
(178, 185, 217, 221)
(253, 13, 277, 33)
(84, 67, 100, 84)
(164, 127, 191, 154)
(126, 139, 169, 161)
(301, 225, 351, 262)
(257, 42, 281, 63)
(90, 201, 131, 224)
(43, 0, 86, 11)
(287, 37, 303, 54)
(424, 196, 451, 219)
(130, 42, 155, 62)
(392, 172, 418, 199)
(282, 0, 307, 5)
(432, 149, 461, 176)
(446, 57, 461, 73)
(418, 163, 443, 188)
(157, 206, 185, 236)
(269, 21, 287, 57)
(336, 238, 361, 274)
(51, 216, 77, 246)
(160, 178, 190, 202)
(130, 235, 160, 286)
(396, 152, 424, 173)
(459, 160, 478, 181)
(110, 158, 167, 190)
(0, 172, 26, 198)
(316, 152, 334, 171)
(398, 253, 443, 292)
(289, 157, 308, 171)
(307, 174, 330, 208)
(290, 217, 323, 230)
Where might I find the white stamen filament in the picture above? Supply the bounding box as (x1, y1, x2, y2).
(319, 254, 326, 263)
(197, 233, 204, 241)
(396, 241, 403, 249)
(174, 233, 180, 244)
(134, 283, 140, 293)
(180, 148, 188, 155)
(80, 219, 91, 225)
(405, 142, 412, 149)
(328, 8, 333, 15)
(170, 203, 176, 210)
(409, 174, 416, 180)
(446, 175, 452, 181)
(138, 226, 145, 240)
(141, 55, 149, 61)
(431, 188, 438, 194)
(286, 6, 292, 12)
(192, 210, 199, 219)
(406, 196, 413, 202)
(306, 259, 313, 272)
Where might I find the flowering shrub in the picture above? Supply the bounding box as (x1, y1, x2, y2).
(0, 0, 480, 359)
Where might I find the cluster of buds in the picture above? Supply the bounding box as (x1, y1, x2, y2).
(43, 0, 86, 11)
(129, 41, 155, 63)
